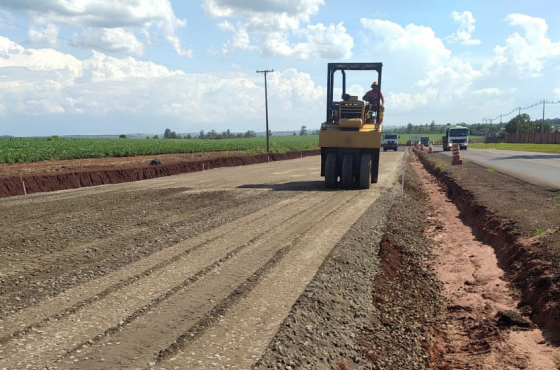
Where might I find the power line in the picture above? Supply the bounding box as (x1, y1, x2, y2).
(487, 99, 560, 123)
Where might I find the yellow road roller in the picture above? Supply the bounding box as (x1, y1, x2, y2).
(319, 63, 384, 189)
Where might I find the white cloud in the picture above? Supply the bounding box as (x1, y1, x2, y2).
(204, 0, 351, 60)
(202, 0, 324, 20)
(387, 89, 438, 111)
(472, 87, 504, 96)
(446, 11, 481, 46)
(360, 18, 480, 108)
(483, 14, 560, 77)
(0, 35, 325, 134)
(71, 28, 145, 56)
(261, 22, 353, 59)
(268, 68, 324, 102)
(1, 0, 189, 57)
(28, 23, 59, 45)
(0, 36, 82, 82)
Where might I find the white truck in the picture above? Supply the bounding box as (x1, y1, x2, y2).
(381, 133, 399, 152)
(442, 126, 469, 151)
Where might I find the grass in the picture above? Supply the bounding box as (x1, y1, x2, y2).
(485, 168, 496, 172)
(422, 153, 450, 172)
(554, 192, 560, 207)
(0, 135, 320, 165)
(535, 228, 548, 237)
(469, 142, 560, 153)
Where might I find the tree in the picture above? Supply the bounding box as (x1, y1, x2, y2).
(429, 121, 436, 134)
(163, 129, 178, 139)
(244, 130, 256, 138)
(119, 134, 127, 139)
(207, 129, 218, 139)
(300, 125, 308, 136)
(198, 130, 205, 139)
(505, 114, 532, 134)
(186, 133, 193, 139)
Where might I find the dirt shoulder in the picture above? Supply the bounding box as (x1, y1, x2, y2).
(418, 151, 560, 337)
(255, 149, 560, 369)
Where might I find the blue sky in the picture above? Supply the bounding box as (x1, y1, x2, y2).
(1, 0, 560, 136)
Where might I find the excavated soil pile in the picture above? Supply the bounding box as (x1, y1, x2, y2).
(0, 150, 320, 198)
(417, 150, 560, 338)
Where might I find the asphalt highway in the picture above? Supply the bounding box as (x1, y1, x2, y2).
(437, 147, 560, 191)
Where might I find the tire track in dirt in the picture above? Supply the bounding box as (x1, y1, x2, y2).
(0, 190, 363, 369)
(0, 189, 276, 279)
(0, 192, 310, 340)
(60, 191, 367, 369)
(0, 188, 292, 319)
(151, 189, 385, 370)
(0, 155, 404, 369)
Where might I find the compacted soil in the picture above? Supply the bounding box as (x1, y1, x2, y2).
(0, 149, 559, 369)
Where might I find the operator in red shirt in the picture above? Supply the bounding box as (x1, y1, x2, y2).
(362, 81, 384, 107)
(362, 81, 385, 126)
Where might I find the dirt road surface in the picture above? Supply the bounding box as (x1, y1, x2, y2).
(0, 154, 403, 369)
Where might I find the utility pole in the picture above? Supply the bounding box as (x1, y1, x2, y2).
(542, 99, 545, 144)
(257, 69, 273, 152)
(517, 107, 521, 139)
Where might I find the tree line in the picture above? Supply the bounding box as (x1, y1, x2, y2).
(160, 128, 258, 139)
(384, 116, 560, 136)
(159, 126, 316, 140)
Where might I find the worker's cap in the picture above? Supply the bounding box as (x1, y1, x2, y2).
(371, 81, 378, 87)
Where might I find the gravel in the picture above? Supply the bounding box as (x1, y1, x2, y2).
(254, 163, 446, 369)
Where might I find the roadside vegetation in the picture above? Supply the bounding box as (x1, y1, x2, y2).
(394, 134, 483, 144)
(469, 142, 560, 153)
(0, 135, 319, 165)
(384, 116, 559, 137)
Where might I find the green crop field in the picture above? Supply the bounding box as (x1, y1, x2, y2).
(0, 136, 320, 165)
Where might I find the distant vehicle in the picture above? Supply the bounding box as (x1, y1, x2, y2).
(382, 134, 399, 152)
(442, 126, 469, 151)
(420, 137, 430, 146)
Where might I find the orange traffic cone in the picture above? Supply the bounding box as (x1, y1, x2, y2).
(452, 144, 463, 165)
(428, 142, 433, 153)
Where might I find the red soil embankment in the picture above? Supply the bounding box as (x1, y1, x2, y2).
(0, 150, 320, 198)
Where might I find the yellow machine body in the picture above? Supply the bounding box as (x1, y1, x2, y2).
(319, 124, 382, 149)
(319, 62, 385, 189)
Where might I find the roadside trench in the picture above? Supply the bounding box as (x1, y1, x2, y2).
(412, 151, 560, 369)
(253, 150, 560, 369)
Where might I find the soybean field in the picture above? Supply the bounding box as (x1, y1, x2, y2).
(0, 136, 319, 164)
